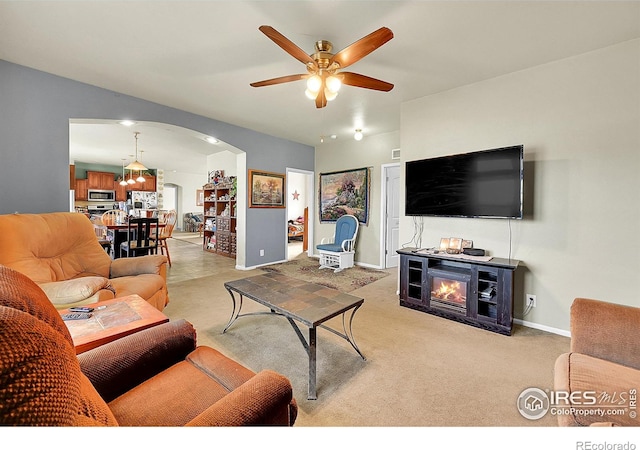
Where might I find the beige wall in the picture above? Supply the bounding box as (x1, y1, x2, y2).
(314, 131, 400, 268)
(401, 39, 640, 333)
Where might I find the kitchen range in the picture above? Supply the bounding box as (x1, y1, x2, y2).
(87, 203, 116, 216)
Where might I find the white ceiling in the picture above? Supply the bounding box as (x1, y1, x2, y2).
(1, 1, 639, 174)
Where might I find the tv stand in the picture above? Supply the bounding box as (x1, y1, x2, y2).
(397, 248, 519, 335)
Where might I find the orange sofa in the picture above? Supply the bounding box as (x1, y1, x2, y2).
(0, 212, 168, 311)
(0, 265, 297, 426)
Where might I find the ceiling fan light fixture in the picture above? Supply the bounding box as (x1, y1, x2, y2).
(251, 26, 394, 109)
(306, 75, 322, 93)
(324, 88, 338, 101)
(136, 174, 146, 183)
(325, 75, 341, 93)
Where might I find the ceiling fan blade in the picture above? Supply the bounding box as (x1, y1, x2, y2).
(259, 25, 317, 68)
(315, 89, 327, 109)
(250, 74, 307, 88)
(340, 72, 394, 92)
(330, 27, 393, 69)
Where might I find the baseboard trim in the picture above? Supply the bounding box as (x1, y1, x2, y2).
(514, 318, 570, 337)
(310, 253, 382, 270)
(236, 258, 288, 271)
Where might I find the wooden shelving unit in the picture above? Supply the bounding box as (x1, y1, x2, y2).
(202, 183, 236, 258)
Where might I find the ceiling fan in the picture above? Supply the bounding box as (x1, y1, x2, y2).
(250, 25, 394, 108)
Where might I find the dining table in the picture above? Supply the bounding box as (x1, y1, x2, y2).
(104, 222, 165, 259)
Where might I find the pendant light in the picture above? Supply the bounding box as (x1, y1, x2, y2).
(125, 132, 147, 172)
(127, 157, 136, 185)
(136, 149, 146, 183)
(119, 159, 128, 186)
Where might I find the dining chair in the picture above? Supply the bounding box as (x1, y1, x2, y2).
(93, 223, 112, 253)
(101, 209, 126, 226)
(156, 210, 177, 267)
(120, 217, 159, 258)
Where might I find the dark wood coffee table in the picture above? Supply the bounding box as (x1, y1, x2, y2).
(60, 295, 169, 354)
(223, 272, 366, 400)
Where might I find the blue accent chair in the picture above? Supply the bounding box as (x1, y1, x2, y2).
(316, 214, 359, 272)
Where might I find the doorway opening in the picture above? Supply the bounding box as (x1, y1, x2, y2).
(164, 183, 178, 213)
(286, 168, 314, 261)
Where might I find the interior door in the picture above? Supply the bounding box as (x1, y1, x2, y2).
(385, 165, 400, 268)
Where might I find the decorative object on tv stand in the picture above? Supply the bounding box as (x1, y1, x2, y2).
(446, 237, 463, 254)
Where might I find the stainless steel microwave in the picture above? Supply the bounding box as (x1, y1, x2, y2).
(87, 189, 116, 202)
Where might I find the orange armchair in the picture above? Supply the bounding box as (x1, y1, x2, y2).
(0, 212, 168, 311)
(0, 265, 297, 426)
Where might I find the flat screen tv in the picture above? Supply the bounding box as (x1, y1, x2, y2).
(405, 145, 523, 219)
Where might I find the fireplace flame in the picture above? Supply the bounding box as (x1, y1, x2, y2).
(432, 280, 466, 304)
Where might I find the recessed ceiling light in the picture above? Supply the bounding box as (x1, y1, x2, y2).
(204, 136, 219, 144)
(119, 120, 136, 127)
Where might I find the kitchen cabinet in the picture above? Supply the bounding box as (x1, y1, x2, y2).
(87, 171, 116, 190)
(69, 165, 75, 190)
(138, 175, 156, 192)
(74, 179, 88, 201)
(124, 175, 156, 192)
(115, 182, 128, 201)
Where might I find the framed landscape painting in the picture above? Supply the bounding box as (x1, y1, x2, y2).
(196, 189, 204, 206)
(319, 167, 370, 223)
(249, 169, 286, 208)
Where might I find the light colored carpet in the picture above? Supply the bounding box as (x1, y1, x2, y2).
(163, 238, 571, 427)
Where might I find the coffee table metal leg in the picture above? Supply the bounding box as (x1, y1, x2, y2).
(344, 303, 366, 360)
(222, 289, 243, 333)
(308, 326, 317, 400)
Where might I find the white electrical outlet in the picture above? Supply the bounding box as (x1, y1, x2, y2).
(526, 294, 537, 307)
(259, 249, 265, 257)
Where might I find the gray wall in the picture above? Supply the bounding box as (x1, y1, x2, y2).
(0, 60, 314, 268)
